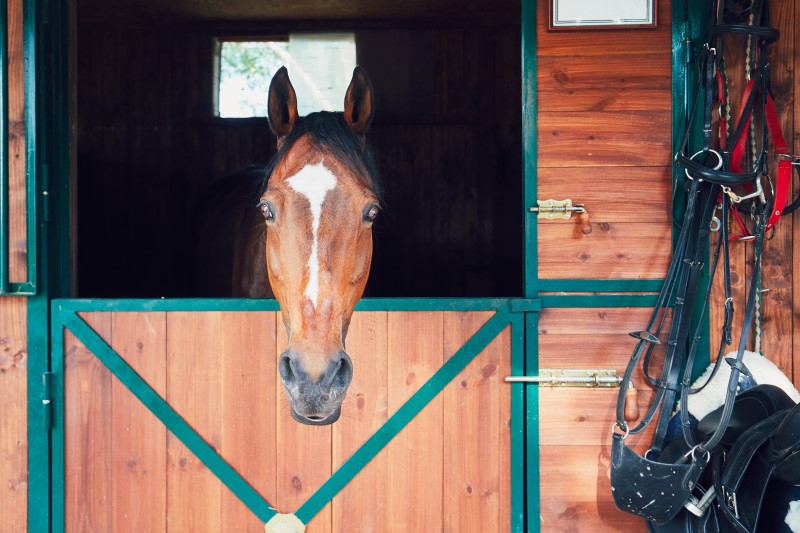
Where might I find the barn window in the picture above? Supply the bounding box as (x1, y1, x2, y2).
(215, 33, 357, 118)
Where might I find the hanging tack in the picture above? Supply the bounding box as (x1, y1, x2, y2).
(624, 381, 640, 422)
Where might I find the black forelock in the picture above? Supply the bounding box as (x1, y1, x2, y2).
(262, 111, 381, 202)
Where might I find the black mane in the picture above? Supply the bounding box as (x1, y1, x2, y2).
(263, 111, 381, 201)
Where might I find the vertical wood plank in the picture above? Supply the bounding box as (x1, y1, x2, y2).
(387, 312, 444, 532)
(443, 312, 511, 533)
(0, 298, 27, 532)
(64, 312, 112, 532)
(110, 312, 167, 533)
(275, 322, 333, 532)
(332, 311, 389, 533)
(759, 0, 794, 376)
(7, 0, 26, 280)
(166, 312, 223, 532)
(220, 311, 279, 532)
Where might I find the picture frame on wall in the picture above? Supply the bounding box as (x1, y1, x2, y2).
(549, 0, 657, 30)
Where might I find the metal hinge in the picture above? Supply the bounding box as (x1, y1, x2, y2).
(42, 372, 53, 430)
(505, 368, 622, 388)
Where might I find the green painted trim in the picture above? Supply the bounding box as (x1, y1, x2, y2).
(28, 294, 51, 533)
(671, 0, 711, 379)
(295, 308, 514, 524)
(538, 279, 663, 293)
(510, 312, 525, 532)
(59, 309, 279, 523)
(538, 293, 658, 308)
(50, 311, 65, 532)
(524, 312, 540, 532)
(52, 297, 514, 313)
(522, 0, 537, 299)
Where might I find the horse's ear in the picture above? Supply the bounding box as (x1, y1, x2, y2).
(268, 66, 299, 144)
(343, 66, 374, 137)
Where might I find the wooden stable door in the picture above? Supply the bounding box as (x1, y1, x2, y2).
(530, 0, 675, 530)
(57, 307, 516, 532)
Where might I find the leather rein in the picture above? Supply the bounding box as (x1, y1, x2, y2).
(614, 0, 794, 460)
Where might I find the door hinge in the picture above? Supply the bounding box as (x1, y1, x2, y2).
(42, 372, 53, 430)
(505, 368, 622, 388)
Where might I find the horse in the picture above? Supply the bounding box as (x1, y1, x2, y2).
(195, 66, 380, 425)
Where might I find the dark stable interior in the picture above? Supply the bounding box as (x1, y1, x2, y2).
(75, 0, 522, 297)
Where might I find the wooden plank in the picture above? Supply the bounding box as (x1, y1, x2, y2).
(387, 312, 444, 531)
(332, 311, 389, 532)
(537, 167, 671, 223)
(538, 309, 660, 450)
(539, 445, 649, 532)
(220, 311, 279, 531)
(539, 308, 653, 336)
(65, 312, 112, 531)
(0, 298, 27, 532)
(537, 54, 671, 112)
(538, 111, 672, 168)
(794, 0, 800, 389)
(110, 312, 167, 533)
(538, 221, 671, 279)
(443, 312, 511, 532)
(275, 322, 332, 532)
(758, 0, 794, 376)
(538, 388, 655, 449)
(166, 312, 223, 531)
(7, 0, 25, 281)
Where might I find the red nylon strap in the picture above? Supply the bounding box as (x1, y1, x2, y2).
(764, 94, 791, 231)
(725, 78, 790, 232)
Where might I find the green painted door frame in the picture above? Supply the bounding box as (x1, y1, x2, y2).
(20, 0, 706, 531)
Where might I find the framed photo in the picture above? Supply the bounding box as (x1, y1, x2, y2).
(549, 0, 657, 30)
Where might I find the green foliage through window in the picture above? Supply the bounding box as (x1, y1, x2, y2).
(217, 34, 357, 118)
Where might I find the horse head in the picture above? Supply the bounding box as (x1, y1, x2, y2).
(260, 66, 378, 425)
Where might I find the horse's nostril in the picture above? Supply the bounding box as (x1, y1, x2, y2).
(335, 352, 353, 389)
(279, 354, 294, 384)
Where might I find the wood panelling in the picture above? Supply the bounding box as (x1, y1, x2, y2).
(537, 0, 672, 282)
(75, 14, 522, 298)
(0, 0, 27, 530)
(536, 0, 673, 530)
(0, 298, 27, 533)
(62, 310, 511, 532)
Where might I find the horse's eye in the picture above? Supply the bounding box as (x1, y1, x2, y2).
(364, 205, 380, 223)
(259, 201, 275, 222)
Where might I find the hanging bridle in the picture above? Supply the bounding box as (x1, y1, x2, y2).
(610, 0, 797, 526)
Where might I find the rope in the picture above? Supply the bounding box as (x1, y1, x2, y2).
(744, 8, 765, 356)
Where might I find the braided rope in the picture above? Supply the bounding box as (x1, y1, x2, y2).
(745, 9, 765, 356)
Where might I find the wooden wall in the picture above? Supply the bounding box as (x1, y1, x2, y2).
(534, 0, 799, 531)
(63, 310, 511, 532)
(74, 10, 522, 298)
(0, 0, 28, 530)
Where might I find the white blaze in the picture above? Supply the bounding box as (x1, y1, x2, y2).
(286, 163, 337, 307)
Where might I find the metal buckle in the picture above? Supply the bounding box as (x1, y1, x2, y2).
(721, 174, 765, 204)
(612, 421, 629, 440)
(724, 488, 739, 518)
(775, 152, 800, 166)
(685, 486, 716, 517)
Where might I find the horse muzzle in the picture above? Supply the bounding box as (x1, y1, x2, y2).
(279, 349, 353, 425)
